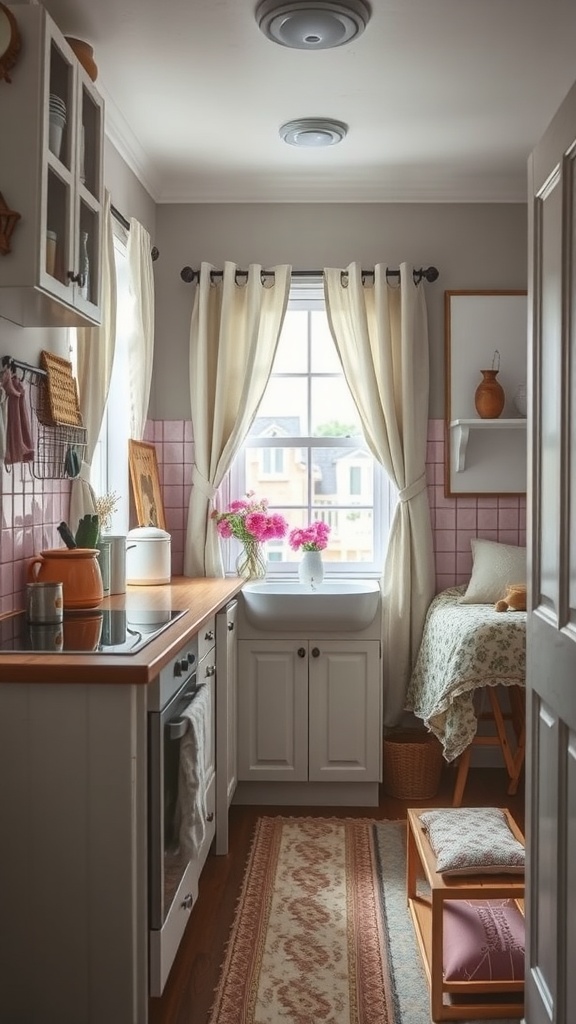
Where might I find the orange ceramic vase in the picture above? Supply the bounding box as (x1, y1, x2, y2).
(27, 548, 103, 610)
(474, 369, 505, 419)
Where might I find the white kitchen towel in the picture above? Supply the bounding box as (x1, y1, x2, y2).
(177, 684, 210, 861)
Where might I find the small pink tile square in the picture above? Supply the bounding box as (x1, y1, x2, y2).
(164, 421, 185, 442)
(428, 419, 444, 441)
(0, 530, 14, 562)
(434, 530, 456, 552)
(164, 442, 183, 465)
(435, 551, 456, 575)
(478, 508, 498, 530)
(166, 508, 185, 531)
(457, 507, 477, 530)
(163, 485, 184, 509)
(163, 463, 184, 487)
(435, 508, 456, 529)
(456, 529, 476, 552)
(456, 550, 473, 575)
(499, 508, 521, 530)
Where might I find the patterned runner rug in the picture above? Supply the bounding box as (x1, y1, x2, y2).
(208, 816, 395, 1024)
(208, 816, 521, 1024)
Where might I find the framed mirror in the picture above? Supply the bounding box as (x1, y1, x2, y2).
(444, 290, 528, 497)
(0, 2, 21, 84)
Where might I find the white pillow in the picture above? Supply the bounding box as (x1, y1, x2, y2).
(460, 538, 526, 604)
(419, 807, 525, 876)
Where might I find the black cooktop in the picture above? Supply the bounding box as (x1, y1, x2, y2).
(0, 609, 188, 655)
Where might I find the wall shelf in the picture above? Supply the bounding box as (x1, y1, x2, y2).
(450, 418, 527, 472)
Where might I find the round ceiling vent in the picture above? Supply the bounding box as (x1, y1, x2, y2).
(280, 118, 348, 147)
(256, 0, 371, 50)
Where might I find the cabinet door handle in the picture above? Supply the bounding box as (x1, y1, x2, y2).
(311, 647, 320, 658)
(297, 647, 306, 658)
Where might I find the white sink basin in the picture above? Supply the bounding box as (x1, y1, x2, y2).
(242, 580, 381, 631)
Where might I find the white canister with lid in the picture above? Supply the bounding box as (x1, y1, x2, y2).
(126, 527, 171, 585)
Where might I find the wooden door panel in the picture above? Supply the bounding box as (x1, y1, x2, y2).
(527, 75, 576, 1024)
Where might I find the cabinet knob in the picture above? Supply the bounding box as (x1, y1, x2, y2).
(297, 647, 306, 658)
(228, 621, 234, 631)
(205, 664, 216, 677)
(205, 630, 214, 641)
(181, 893, 194, 910)
(206, 811, 214, 822)
(311, 647, 320, 658)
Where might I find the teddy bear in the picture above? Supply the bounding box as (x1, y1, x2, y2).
(495, 583, 527, 612)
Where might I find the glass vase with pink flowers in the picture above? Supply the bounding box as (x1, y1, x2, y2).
(211, 493, 288, 580)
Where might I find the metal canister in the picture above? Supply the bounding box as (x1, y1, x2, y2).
(26, 581, 64, 624)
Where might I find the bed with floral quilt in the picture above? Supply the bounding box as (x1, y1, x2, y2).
(405, 586, 526, 763)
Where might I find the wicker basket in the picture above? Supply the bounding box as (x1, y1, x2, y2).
(383, 729, 444, 800)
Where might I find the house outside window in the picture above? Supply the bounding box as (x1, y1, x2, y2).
(227, 284, 396, 575)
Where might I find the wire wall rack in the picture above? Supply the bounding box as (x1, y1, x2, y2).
(1, 356, 87, 480)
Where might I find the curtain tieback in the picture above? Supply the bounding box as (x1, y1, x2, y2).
(192, 466, 217, 501)
(398, 473, 427, 503)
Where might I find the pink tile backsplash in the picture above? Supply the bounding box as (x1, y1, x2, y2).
(0, 417, 523, 609)
(0, 466, 70, 614)
(426, 418, 526, 592)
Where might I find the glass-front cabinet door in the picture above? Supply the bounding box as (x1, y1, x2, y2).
(41, 22, 103, 319)
(0, 4, 103, 327)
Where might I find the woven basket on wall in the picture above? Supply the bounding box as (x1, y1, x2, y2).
(383, 729, 444, 800)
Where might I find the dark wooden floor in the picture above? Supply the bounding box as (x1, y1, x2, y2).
(149, 767, 525, 1024)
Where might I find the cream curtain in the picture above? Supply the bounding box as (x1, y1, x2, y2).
(184, 262, 291, 578)
(127, 219, 155, 440)
(324, 262, 435, 725)
(69, 191, 117, 531)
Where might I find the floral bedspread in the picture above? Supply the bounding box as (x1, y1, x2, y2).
(405, 586, 526, 762)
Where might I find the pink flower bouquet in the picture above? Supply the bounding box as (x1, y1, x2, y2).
(211, 493, 288, 544)
(288, 520, 331, 552)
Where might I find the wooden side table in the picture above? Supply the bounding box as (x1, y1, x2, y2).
(406, 807, 525, 1021)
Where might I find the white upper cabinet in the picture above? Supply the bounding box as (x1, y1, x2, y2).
(0, 5, 103, 327)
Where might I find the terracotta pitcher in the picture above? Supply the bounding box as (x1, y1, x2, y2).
(27, 548, 104, 610)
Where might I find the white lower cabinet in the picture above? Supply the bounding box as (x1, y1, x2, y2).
(238, 639, 381, 784)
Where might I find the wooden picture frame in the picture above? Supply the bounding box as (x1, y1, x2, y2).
(128, 440, 166, 530)
(444, 290, 528, 497)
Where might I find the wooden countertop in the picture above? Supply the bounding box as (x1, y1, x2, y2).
(0, 577, 244, 685)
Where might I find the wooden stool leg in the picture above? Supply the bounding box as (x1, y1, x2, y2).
(452, 745, 472, 806)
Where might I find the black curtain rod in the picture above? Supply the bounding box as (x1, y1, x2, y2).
(180, 265, 439, 285)
(111, 204, 160, 262)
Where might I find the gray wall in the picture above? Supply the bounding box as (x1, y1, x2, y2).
(152, 202, 527, 421)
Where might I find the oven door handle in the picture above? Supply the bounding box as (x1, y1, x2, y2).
(168, 717, 189, 740)
(167, 684, 206, 739)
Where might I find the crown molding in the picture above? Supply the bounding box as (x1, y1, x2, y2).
(100, 82, 161, 202)
(155, 172, 528, 205)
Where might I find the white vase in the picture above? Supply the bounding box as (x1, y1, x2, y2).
(298, 549, 324, 588)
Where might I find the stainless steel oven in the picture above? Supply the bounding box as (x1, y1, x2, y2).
(147, 635, 203, 996)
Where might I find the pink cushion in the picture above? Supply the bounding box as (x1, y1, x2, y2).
(443, 899, 525, 982)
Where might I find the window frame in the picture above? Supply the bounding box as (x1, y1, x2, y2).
(226, 283, 391, 578)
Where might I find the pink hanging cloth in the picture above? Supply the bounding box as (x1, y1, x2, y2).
(1, 366, 35, 465)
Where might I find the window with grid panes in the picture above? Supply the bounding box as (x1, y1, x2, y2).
(227, 285, 397, 575)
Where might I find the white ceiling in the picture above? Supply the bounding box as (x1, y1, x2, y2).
(40, 0, 576, 204)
